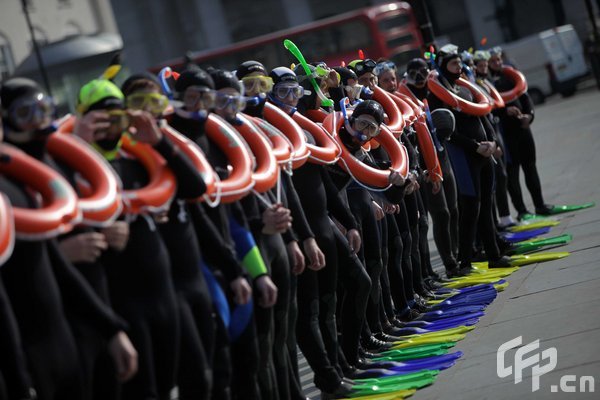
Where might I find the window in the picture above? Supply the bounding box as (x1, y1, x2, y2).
(377, 14, 411, 32)
(0, 35, 15, 80)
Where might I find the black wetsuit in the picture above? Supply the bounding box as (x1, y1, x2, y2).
(491, 69, 546, 214)
(428, 76, 502, 267)
(405, 84, 459, 272)
(169, 113, 260, 400)
(291, 156, 359, 392)
(100, 135, 205, 400)
(0, 173, 126, 400)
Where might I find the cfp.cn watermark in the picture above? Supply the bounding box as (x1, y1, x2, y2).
(497, 336, 595, 393)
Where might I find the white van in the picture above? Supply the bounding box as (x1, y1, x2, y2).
(501, 25, 588, 103)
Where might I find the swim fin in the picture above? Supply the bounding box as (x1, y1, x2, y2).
(510, 233, 572, 254)
(509, 251, 570, 266)
(391, 333, 466, 349)
(341, 389, 416, 400)
(508, 220, 560, 232)
(502, 227, 551, 242)
(549, 202, 595, 215)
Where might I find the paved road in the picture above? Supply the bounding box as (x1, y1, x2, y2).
(301, 86, 600, 399)
(415, 86, 600, 399)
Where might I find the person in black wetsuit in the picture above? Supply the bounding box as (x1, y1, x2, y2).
(267, 66, 365, 399)
(488, 47, 553, 219)
(209, 67, 293, 400)
(0, 110, 37, 400)
(118, 72, 218, 400)
(402, 58, 461, 276)
(72, 78, 206, 400)
(237, 60, 328, 400)
(427, 45, 512, 274)
(168, 68, 268, 400)
(472, 51, 516, 229)
(0, 78, 137, 400)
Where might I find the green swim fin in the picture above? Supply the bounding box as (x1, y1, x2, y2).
(549, 202, 595, 215)
(342, 389, 416, 400)
(511, 234, 572, 254)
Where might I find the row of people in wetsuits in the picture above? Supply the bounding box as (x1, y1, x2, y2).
(0, 42, 549, 400)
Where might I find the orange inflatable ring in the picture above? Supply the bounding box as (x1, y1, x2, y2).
(119, 135, 177, 214)
(394, 90, 424, 119)
(52, 116, 122, 226)
(478, 79, 505, 109)
(427, 70, 492, 116)
(234, 114, 278, 193)
(397, 82, 425, 109)
(0, 143, 81, 239)
(499, 66, 528, 103)
(389, 92, 416, 126)
(414, 115, 443, 183)
(204, 114, 255, 203)
(0, 194, 15, 265)
(249, 117, 294, 167)
(372, 86, 405, 133)
(263, 103, 310, 169)
(160, 124, 218, 201)
(322, 112, 408, 188)
(305, 109, 329, 123)
(292, 112, 341, 165)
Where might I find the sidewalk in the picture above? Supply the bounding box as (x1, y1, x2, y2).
(416, 88, 600, 399)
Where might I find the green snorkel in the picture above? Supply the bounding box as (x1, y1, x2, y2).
(283, 39, 334, 107)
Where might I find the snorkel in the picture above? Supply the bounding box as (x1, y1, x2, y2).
(158, 66, 208, 121)
(284, 39, 333, 108)
(340, 97, 368, 142)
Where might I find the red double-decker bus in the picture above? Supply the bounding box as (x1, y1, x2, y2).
(150, 2, 423, 73)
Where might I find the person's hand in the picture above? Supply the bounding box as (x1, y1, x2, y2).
(255, 275, 278, 308)
(100, 221, 129, 251)
(346, 228, 362, 254)
(287, 241, 306, 275)
(302, 237, 326, 271)
(476, 142, 494, 158)
(506, 106, 522, 118)
(127, 110, 162, 145)
(230, 277, 252, 305)
(493, 145, 503, 159)
(431, 179, 442, 195)
(73, 111, 110, 143)
(388, 170, 405, 186)
(382, 203, 399, 214)
(58, 232, 108, 263)
(372, 201, 385, 221)
(323, 69, 340, 89)
(108, 331, 138, 382)
(262, 204, 292, 234)
(519, 113, 532, 128)
(405, 172, 420, 195)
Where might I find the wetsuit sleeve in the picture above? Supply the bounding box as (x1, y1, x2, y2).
(480, 115, 498, 142)
(282, 173, 315, 241)
(47, 239, 127, 339)
(321, 168, 358, 230)
(189, 203, 245, 282)
(154, 135, 207, 199)
(519, 92, 535, 123)
(240, 194, 265, 237)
